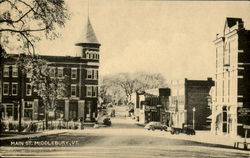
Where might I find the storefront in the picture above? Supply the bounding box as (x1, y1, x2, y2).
(144, 105, 159, 123)
(1, 103, 18, 120)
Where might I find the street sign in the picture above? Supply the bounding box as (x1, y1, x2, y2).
(145, 106, 156, 111)
(243, 125, 250, 129)
(237, 107, 250, 116)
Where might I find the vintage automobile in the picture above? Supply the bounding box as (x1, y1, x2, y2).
(103, 117, 112, 126)
(97, 115, 112, 126)
(170, 127, 182, 135)
(182, 127, 196, 135)
(144, 122, 169, 131)
(170, 127, 195, 135)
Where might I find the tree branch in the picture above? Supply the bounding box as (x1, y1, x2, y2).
(18, 0, 46, 20)
(0, 7, 33, 24)
(0, 24, 50, 33)
(19, 32, 35, 55)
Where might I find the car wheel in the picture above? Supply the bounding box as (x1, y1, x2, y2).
(171, 131, 174, 135)
(152, 128, 155, 131)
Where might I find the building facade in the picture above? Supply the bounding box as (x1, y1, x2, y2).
(168, 78, 214, 129)
(212, 18, 250, 137)
(132, 88, 170, 125)
(1, 18, 101, 122)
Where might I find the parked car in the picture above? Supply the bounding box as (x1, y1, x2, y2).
(170, 127, 182, 135)
(144, 122, 168, 131)
(182, 127, 196, 135)
(170, 127, 195, 135)
(103, 117, 111, 126)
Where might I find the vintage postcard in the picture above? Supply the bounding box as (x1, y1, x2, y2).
(0, 0, 250, 157)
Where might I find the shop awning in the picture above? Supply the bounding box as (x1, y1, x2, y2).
(207, 111, 222, 119)
(207, 115, 212, 119)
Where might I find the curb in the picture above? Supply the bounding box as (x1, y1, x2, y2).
(0, 131, 67, 141)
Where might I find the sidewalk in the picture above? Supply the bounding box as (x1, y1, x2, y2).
(165, 130, 247, 146)
(0, 130, 68, 141)
(133, 121, 249, 149)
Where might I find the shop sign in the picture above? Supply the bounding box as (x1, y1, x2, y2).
(168, 107, 176, 112)
(238, 108, 250, 116)
(145, 106, 156, 111)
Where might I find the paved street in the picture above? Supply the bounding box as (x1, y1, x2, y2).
(1, 117, 250, 158)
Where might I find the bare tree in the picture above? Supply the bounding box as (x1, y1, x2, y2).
(100, 72, 167, 105)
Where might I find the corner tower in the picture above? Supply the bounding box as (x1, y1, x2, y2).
(75, 17, 101, 122)
(75, 17, 101, 58)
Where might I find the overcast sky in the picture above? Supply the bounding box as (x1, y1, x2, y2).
(37, 0, 250, 81)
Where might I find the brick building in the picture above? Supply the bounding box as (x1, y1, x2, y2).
(168, 78, 214, 129)
(1, 18, 101, 122)
(132, 88, 170, 124)
(212, 17, 250, 137)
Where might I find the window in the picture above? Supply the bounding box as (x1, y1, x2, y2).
(26, 70, 32, 78)
(26, 83, 32, 96)
(71, 84, 77, 97)
(6, 104, 14, 119)
(86, 86, 92, 97)
(224, 42, 230, 66)
(85, 50, 99, 59)
(3, 82, 9, 95)
(12, 83, 18, 95)
(24, 102, 33, 120)
(12, 66, 18, 77)
(87, 69, 92, 79)
(3, 66, 9, 77)
(71, 68, 77, 79)
(92, 86, 98, 97)
(86, 85, 98, 97)
(94, 70, 98, 79)
(50, 67, 56, 78)
(58, 67, 63, 78)
(86, 69, 98, 80)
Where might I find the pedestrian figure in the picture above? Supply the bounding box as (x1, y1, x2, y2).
(93, 121, 99, 128)
(79, 117, 84, 130)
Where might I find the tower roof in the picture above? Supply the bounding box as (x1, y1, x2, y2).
(226, 17, 243, 28)
(76, 17, 100, 45)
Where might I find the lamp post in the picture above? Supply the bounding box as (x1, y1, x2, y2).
(193, 107, 196, 130)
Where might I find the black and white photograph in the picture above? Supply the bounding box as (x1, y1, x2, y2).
(0, 0, 250, 157)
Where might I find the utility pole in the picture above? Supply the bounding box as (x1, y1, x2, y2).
(18, 66, 24, 132)
(18, 54, 26, 132)
(193, 107, 196, 130)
